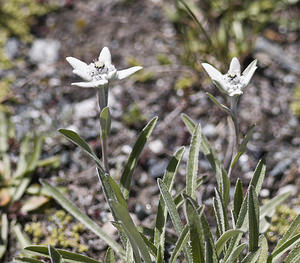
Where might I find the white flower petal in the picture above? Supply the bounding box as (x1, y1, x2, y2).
(202, 63, 223, 83)
(228, 57, 241, 75)
(66, 57, 88, 71)
(98, 47, 112, 66)
(242, 59, 257, 87)
(73, 69, 92, 81)
(117, 66, 143, 80)
(72, 79, 108, 88)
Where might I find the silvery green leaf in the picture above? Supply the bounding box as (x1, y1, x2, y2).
(206, 92, 233, 117)
(104, 248, 115, 263)
(215, 229, 244, 257)
(120, 116, 158, 200)
(49, 245, 63, 263)
(169, 225, 189, 263)
(0, 213, 8, 259)
(233, 178, 243, 223)
(14, 257, 44, 263)
(248, 186, 259, 252)
(257, 235, 268, 263)
(154, 147, 185, 257)
(40, 180, 124, 258)
(186, 124, 201, 200)
(100, 107, 111, 138)
(25, 245, 102, 263)
(224, 243, 247, 263)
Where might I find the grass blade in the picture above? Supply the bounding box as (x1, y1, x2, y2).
(120, 116, 158, 200)
(186, 124, 201, 199)
(40, 180, 124, 258)
(25, 246, 102, 263)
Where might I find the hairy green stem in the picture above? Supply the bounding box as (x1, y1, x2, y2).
(97, 86, 109, 173)
(227, 96, 239, 178)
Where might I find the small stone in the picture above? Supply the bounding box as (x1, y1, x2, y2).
(135, 203, 150, 221)
(5, 38, 19, 59)
(260, 189, 270, 198)
(149, 159, 169, 179)
(149, 139, 164, 154)
(121, 145, 132, 155)
(73, 98, 97, 119)
(202, 124, 217, 138)
(270, 159, 292, 177)
(277, 185, 298, 196)
(29, 39, 60, 65)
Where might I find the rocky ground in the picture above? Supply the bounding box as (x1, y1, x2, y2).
(2, 0, 300, 261)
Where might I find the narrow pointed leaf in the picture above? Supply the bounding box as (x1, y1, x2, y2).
(110, 201, 152, 263)
(185, 197, 205, 263)
(213, 188, 229, 237)
(274, 213, 300, 251)
(260, 192, 290, 233)
(271, 233, 300, 261)
(242, 248, 261, 263)
(120, 116, 158, 200)
(257, 235, 268, 263)
(186, 124, 201, 199)
(49, 245, 63, 263)
(215, 229, 243, 256)
(283, 243, 300, 263)
(25, 246, 102, 263)
(224, 243, 247, 263)
(40, 180, 124, 258)
(59, 129, 105, 174)
(0, 213, 8, 259)
(154, 147, 185, 256)
(206, 92, 233, 117)
(181, 113, 229, 205)
(15, 257, 44, 263)
(248, 185, 259, 252)
(104, 248, 115, 263)
(233, 178, 243, 223)
(100, 107, 111, 138)
(169, 225, 189, 263)
(158, 179, 192, 263)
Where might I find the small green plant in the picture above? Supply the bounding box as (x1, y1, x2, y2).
(17, 49, 300, 263)
(291, 84, 300, 117)
(0, 111, 59, 260)
(0, 0, 57, 68)
(167, 0, 299, 70)
(24, 210, 88, 253)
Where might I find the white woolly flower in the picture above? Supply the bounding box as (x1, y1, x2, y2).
(66, 47, 143, 88)
(202, 57, 257, 97)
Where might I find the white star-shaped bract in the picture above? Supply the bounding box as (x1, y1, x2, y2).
(202, 57, 257, 97)
(66, 47, 143, 88)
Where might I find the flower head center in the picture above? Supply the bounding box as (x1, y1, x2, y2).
(87, 60, 116, 81)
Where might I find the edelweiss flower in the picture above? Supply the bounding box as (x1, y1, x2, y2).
(202, 57, 257, 97)
(66, 47, 142, 88)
